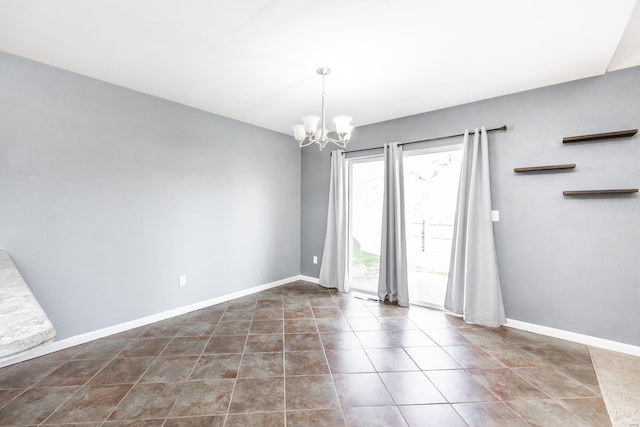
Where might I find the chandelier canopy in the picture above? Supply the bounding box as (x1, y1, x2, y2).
(292, 68, 353, 151)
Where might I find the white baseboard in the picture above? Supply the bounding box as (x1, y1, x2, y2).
(5, 275, 637, 368)
(298, 275, 320, 284)
(506, 318, 640, 358)
(0, 275, 300, 368)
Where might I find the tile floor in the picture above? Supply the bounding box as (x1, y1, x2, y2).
(0, 281, 613, 426)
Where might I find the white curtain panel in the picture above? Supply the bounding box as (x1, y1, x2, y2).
(319, 150, 349, 292)
(378, 142, 409, 306)
(445, 127, 506, 327)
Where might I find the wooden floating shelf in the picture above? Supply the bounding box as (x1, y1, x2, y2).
(514, 163, 576, 172)
(563, 129, 637, 144)
(563, 189, 638, 196)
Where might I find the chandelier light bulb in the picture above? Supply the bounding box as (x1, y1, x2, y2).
(302, 115, 320, 134)
(291, 124, 306, 142)
(333, 116, 353, 137)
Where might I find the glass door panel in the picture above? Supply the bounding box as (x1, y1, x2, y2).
(348, 157, 384, 294)
(403, 147, 463, 308)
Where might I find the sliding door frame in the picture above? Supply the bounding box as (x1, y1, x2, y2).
(345, 140, 463, 304)
(402, 142, 463, 309)
(346, 154, 384, 295)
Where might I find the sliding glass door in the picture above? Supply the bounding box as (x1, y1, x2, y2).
(403, 146, 462, 308)
(347, 145, 462, 307)
(348, 156, 384, 294)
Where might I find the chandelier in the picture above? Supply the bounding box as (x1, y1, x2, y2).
(291, 68, 353, 150)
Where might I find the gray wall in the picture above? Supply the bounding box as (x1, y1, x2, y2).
(301, 67, 640, 346)
(0, 51, 301, 340)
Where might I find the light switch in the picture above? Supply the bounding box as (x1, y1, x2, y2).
(491, 210, 500, 222)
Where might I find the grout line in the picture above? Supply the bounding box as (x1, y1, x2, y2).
(222, 301, 255, 426)
(315, 297, 347, 425)
(577, 346, 616, 424)
(282, 304, 287, 426)
(162, 321, 217, 422)
(0, 388, 26, 414)
(101, 332, 179, 425)
(35, 386, 80, 427)
(37, 337, 136, 426)
(501, 399, 534, 424)
(447, 404, 472, 427)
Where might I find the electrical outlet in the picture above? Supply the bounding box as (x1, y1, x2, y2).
(313, 256, 318, 264)
(179, 275, 187, 287)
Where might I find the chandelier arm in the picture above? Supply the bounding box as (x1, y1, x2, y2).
(325, 136, 340, 143)
(325, 136, 347, 149)
(298, 139, 317, 148)
(330, 141, 348, 149)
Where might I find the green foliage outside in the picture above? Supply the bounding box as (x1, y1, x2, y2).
(353, 248, 379, 267)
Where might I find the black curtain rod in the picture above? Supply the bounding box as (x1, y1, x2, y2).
(344, 125, 508, 154)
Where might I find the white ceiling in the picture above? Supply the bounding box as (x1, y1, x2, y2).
(1, 0, 639, 136)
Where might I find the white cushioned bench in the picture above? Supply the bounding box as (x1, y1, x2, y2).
(0, 249, 56, 362)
